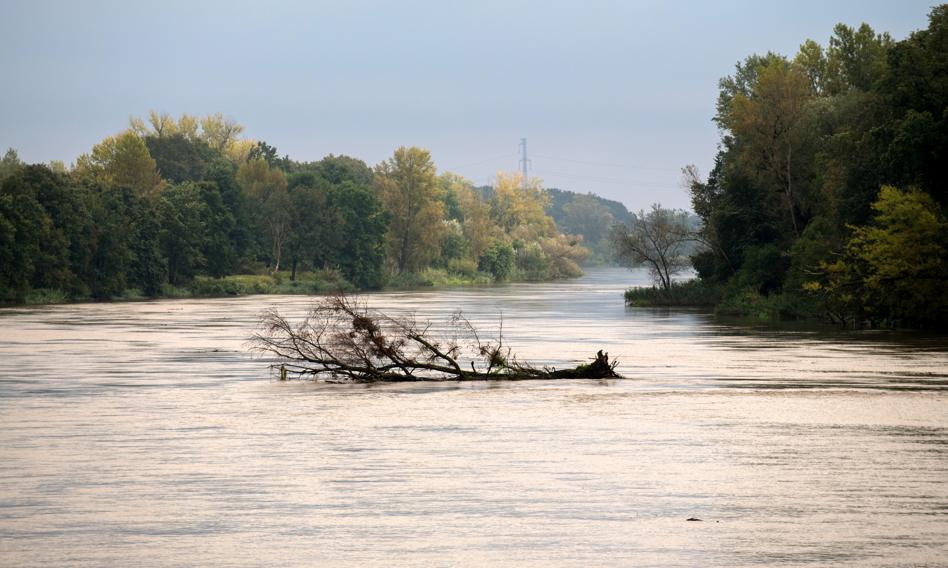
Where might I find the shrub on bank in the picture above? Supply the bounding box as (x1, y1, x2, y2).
(715, 287, 822, 321)
(387, 268, 493, 289)
(190, 270, 356, 297)
(23, 288, 69, 305)
(624, 280, 721, 307)
(190, 275, 272, 296)
(624, 278, 831, 321)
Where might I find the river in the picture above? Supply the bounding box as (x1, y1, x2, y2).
(1, 267, 946, 567)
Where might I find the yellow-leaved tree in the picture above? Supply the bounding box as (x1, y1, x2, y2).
(200, 113, 244, 153)
(74, 130, 163, 195)
(375, 147, 445, 274)
(490, 172, 555, 242)
(447, 175, 496, 263)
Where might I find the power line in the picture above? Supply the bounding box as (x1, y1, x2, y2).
(442, 145, 684, 189)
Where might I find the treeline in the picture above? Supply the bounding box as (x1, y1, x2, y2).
(544, 188, 634, 263)
(0, 114, 588, 304)
(681, 5, 948, 327)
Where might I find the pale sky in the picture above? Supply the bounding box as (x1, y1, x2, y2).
(0, 0, 934, 210)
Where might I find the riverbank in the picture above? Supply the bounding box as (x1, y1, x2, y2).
(623, 279, 836, 325)
(4, 266, 579, 307)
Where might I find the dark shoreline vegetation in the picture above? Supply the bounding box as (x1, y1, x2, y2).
(618, 7, 948, 329)
(1, 117, 639, 306)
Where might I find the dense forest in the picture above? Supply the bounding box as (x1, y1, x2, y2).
(667, 5, 947, 328)
(0, 118, 594, 304)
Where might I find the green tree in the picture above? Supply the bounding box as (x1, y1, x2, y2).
(128, 200, 166, 297)
(824, 23, 892, 94)
(145, 134, 215, 183)
(157, 183, 206, 286)
(0, 198, 17, 300)
(723, 60, 815, 236)
(75, 130, 163, 195)
(286, 184, 342, 280)
(203, 158, 253, 263)
(315, 154, 374, 186)
(195, 181, 237, 278)
(478, 241, 515, 282)
(0, 148, 22, 183)
(844, 187, 948, 325)
(880, 6, 948, 205)
(794, 39, 828, 94)
(85, 188, 133, 299)
(237, 159, 290, 272)
(0, 168, 72, 299)
(375, 146, 444, 273)
(328, 181, 388, 289)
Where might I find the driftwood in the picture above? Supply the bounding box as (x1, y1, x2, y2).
(251, 295, 621, 383)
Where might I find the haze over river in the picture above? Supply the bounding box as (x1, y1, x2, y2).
(1, 267, 946, 567)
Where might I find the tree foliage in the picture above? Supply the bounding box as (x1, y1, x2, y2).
(815, 187, 948, 326)
(75, 130, 163, 195)
(375, 146, 445, 274)
(686, 5, 948, 326)
(1, 112, 589, 303)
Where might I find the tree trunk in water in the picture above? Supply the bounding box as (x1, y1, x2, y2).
(251, 295, 623, 384)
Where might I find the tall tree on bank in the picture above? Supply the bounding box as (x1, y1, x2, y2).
(0, 149, 22, 183)
(723, 61, 815, 237)
(375, 147, 444, 274)
(157, 183, 206, 286)
(236, 159, 290, 272)
(490, 172, 555, 241)
(610, 205, 694, 290)
(681, 6, 948, 326)
(74, 130, 163, 195)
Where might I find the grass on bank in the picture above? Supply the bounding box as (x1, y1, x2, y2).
(624, 279, 824, 322)
(623, 280, 721, 308)
(386, 267, 494, 289)
(11, 266, 516, 306)
(186, 269, 357, 297)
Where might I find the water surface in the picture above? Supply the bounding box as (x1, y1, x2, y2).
(1, 268, 946, 566)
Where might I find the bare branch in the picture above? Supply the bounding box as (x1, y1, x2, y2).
(250, 294, 621, 383)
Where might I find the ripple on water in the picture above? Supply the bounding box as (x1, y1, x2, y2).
(0, 268, 947, 567)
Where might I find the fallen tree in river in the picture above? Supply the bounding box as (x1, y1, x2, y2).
(251, 295, 621, 383)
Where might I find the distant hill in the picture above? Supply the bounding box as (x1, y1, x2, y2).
(544, 188, 634, 227)
(475, 185, 694, 264)
(474, 185, 634, 263)
(543, 188, 634, 264)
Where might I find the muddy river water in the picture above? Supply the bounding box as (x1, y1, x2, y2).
(1, 267, 946, 566)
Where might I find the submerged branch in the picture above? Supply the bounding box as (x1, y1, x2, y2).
(250, 294, 621, 383)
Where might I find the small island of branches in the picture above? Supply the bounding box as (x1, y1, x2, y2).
(251, 295, 620, 383)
